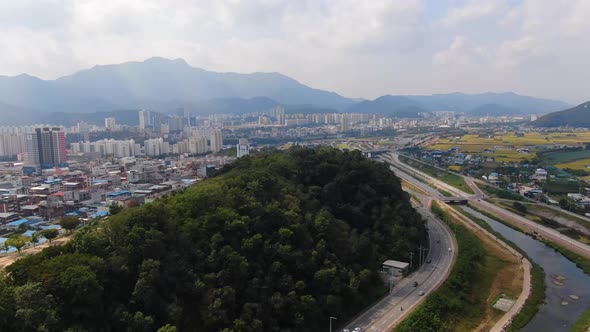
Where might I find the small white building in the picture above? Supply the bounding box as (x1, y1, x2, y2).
(531, 168, 548, 181)
(381, 260, 409, 277)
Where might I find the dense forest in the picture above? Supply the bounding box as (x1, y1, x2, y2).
(0, 147, 426, 331)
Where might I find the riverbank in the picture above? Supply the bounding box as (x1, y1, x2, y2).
(396, 202, 524, 331)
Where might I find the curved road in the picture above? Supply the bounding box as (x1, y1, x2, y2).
(341, 184, 456, 331)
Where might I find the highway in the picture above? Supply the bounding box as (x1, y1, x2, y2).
(341, 177, 456, 331)
(387, 151, 590, 259)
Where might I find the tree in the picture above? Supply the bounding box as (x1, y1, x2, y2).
(60, 216, 81, 233)
(512, 201, 528, 213)
(41, 229, 59, 243)
(157, 324, 177, 332)
(6, 236, 28, 254)
(109, 203, 123, 215)
(30, 234, 39, 247)
(13, 282, 59, 331)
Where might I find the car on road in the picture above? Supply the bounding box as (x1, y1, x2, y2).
(341, 329, 349, 332)
(418, 291, 424, 296)
(426, 258, 432, 263)
(412, 281, 418, 287)
(448, 247, 452, 252)
(353, 328, 362, 332)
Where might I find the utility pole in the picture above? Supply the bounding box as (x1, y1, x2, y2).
(329, 317, 337, 332)
(418, 245, 423, 266)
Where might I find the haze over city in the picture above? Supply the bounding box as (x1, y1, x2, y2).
(0, 0, 589, 103)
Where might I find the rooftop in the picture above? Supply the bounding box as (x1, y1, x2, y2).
(382, 260, 409, 269)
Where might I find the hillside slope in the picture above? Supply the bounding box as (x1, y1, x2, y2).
(533, 101, 590, 127)
(2, 148, 426, 331)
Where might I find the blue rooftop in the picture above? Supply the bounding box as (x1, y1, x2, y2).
(92, 211, 110, 218)
(39, 225, 61, 230)
(107, 191, 131, 197)
(43, 178, 63, 184)
(7, 218, 29, 227)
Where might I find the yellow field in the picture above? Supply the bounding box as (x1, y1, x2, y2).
(428, 131, 590, 163)
(556, 159, 590, 171)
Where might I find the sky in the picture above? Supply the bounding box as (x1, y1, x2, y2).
(0, 0, 588, 104)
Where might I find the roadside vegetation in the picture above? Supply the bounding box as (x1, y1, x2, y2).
(477, 183, 525, 201)
(456, 207, 546, 331)
(397, 202, 485, 332)
(397, 201, 524, 331)
(398, 154, 474, 194)
(491, 200, 590, 244)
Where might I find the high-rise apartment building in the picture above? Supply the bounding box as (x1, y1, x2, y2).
(139, 110, 150, 129)
(271, 106, 286, 125)
(0, 133, 26, 159)
(237, 138, 250, 158)
(26, 127, 67, 169)
(105, 117, 117, 131)
(210, 129, 223, 152)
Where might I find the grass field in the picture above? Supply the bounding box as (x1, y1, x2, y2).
(399, 154, 475, 194)
(455, 207, 545, 332)
(492, 200, 590, 244)
(397, 203, 521, 332)
(335, 143, 351, 150)
(428, 131, 590, 165)
(540, 150, 590, 164)
(556, 158, 590, 171)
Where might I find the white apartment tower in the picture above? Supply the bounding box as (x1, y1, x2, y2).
(139, 110, 150, 129)
(105, 117, 117, 131)
(236, 138, 250, 158)
(210, 129, 223, 152)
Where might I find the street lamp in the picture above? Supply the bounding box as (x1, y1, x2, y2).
(329, 317, 337, 332)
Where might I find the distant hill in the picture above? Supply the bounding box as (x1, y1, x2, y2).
(346, 95, 426, 117)
(533, 101, 590, 127)
(0, 57, 571, 122)
(348, 92, 570, 117)
(468, 103, 520, 116)
(0, 57, 354, 114)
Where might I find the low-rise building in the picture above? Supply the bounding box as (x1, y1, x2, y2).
(381, 260, 409, 277)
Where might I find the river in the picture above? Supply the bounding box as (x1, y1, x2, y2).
(461, 206, 590, 332)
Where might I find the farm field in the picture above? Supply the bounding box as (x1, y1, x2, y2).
(540, 150, 590, 165)
(428, 131, 590, 166)
(555, 158, 590, 171)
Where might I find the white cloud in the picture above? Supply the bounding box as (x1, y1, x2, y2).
(0, 0, 588, 103)
(440, 0, 507, 26)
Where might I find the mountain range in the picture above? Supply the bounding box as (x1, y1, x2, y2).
(0, 57, 572, 125)
(533, 101, 590, 127)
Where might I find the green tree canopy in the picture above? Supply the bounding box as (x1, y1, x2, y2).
(1, 147, 426, 331)
(59, 216, 80, 233)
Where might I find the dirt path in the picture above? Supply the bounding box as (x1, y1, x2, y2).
(442, 204, 530, 332)
(0, 235, 73, 270)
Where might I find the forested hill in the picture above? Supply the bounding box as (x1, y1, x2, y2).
(1, 147, 426, 331)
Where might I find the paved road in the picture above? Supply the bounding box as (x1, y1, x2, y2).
(388, 151, 590, 259)
(341, 179, 456, 331)
(385, 155, 534, 332)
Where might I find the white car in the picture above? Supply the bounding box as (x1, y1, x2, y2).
(353, 328, 362, 332)
(418, 290, 425, 296)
